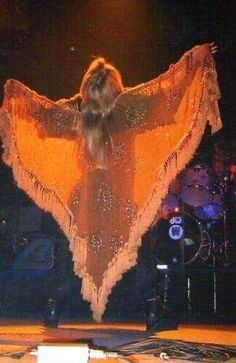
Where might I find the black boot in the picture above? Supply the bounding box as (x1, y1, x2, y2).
(146, 296, 179, 334)
(44, 297, 61, 328)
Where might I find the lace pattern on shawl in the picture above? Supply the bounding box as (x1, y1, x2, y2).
(0, 44, 222, 321)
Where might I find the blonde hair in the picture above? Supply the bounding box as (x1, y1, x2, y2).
(80, 57, 123, 168)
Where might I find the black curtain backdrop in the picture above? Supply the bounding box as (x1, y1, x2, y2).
(0, 0, 235, 135)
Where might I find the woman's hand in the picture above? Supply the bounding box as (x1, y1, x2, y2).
(210, 42, 218, 55)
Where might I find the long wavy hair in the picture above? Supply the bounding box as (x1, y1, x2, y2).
(80, 57, 123, 168)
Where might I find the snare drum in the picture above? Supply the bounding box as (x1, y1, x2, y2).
(181, 165, 213, 207)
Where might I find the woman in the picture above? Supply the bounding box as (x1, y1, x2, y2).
(0, 43, 221, 321)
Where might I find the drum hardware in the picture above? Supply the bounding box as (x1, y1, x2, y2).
(154, 160, 232, 316)
(179, 160, 234, 267)
(210, 235, 218, 314)
(153, 212, 212, 267)
(146, 294, 179, 333)
(186, 276, 192, 314)
(218, 210, 230, 268)
(202, 217, 228, 315)
(181, 165, 213, 207)
(156, 264, 170, 305)
(154, 157, 233, 318)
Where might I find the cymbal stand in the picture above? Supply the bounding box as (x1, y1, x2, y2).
(220, 210, 230, 268)
(180, 212, 192, 315)
(211, 236, 217, 314)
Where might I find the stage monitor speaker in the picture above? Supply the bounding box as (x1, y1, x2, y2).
(13, 235, 54, 270)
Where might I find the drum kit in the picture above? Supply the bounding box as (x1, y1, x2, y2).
(156, 158, 236, 268)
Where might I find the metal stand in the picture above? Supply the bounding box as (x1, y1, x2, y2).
(220, 210, 230, 267)
(211, 207, 230, 315)
(211, 236, 217, 314)
(186, 276, 192, 314)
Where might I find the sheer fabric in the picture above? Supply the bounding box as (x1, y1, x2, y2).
(0, 44, 222, 320)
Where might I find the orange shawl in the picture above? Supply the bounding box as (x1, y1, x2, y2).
(0, 44, 222, 321)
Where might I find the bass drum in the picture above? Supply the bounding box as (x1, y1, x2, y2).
(152, 212, 211, 266)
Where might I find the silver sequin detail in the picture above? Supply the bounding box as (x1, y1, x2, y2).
(91, 233, 103, 252)
(113, 142, 127, 167)
(121, 198, 137, 226)
(111, 233, 124, 254)
(97, 182, 113, 211)
(125, 108, 146, 129)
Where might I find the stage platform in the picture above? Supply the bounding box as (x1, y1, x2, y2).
(0, 320, 235, 362)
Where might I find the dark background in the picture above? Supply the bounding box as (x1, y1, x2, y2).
(0, 1, 235, 132)
(0, 0, 235, 322)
